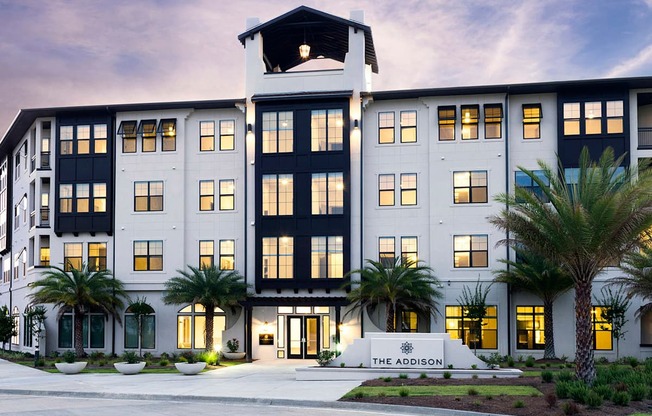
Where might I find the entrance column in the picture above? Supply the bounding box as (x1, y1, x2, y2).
(335, 306, 341, 346)
(245, 306, 253, 362)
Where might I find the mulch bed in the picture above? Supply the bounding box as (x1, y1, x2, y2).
(340, 376, 652, 416)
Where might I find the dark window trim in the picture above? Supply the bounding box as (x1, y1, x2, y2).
(522, 103, 542, 140)
(461, 105, 480, 140)
(438, 106, 456, 141)
(484, 104, 503, 139)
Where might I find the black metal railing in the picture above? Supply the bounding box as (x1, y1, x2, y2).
(40, 208, 50, 227)
(639, 127, 652, 148)
(40, 152, 50, 169)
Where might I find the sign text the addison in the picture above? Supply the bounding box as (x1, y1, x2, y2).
(369, 338, 445, 369)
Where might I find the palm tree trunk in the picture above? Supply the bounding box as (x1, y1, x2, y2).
(575, 282, 596, 385)
(138, 316, 142, 358)
(386, 303, 396, 332)
(543, 300, 557, 360)
(74, 309, 85, 358)
(205, 307, 214, 351)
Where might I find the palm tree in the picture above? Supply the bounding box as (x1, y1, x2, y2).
(493, 248, 574, 359)
(490, 147, 652, 385)
(163, 265, 249, 351)
(344, 257, 442, 332)
(28, 264, 127, 358)
(126, 297, 154, 357)
(611, 243, 652, 317)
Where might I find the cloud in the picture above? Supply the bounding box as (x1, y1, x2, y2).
(605, 43, 652, 78)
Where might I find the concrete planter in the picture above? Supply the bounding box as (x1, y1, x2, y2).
(175, 362, 207, 375)
(55, 362, 87, 374)
(114, 362, 146, 375)
(222, 352, 246, 360)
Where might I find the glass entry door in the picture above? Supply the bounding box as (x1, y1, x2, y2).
(287, 316, 320, 359)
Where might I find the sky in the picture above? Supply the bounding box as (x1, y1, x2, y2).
(1, 0, 652, 135)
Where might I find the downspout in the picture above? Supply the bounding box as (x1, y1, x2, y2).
(243, 104, 249, 356)
(110, 111, 116, 356)
(504, 90, 512, 357)
(359, 99, 365, 339)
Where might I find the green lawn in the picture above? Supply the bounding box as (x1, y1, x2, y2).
(343, 385, 541, 399)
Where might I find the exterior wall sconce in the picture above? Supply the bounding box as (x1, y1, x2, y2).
(353, 119, 359, 130)
(247, 123, 253, 134)
(299, 43, 310, 59)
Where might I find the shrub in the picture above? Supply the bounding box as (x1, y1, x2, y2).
(585, 390, 603, 408)
(596, 356, 609, 365)
(226, 338, 240, 353)
(513, 400, 525, 408)
(525, 356, 535, 367)
(98, 359, 107, 367)
(562, 401, 579, 415)
(340, 362, 346, 368)
(592, 384, 613, 401)
(555, 381, 571, 399)
(568, 382, 589, 404)
(382, 377, 392, 382)
(485, 395, 493, 400)
(62, 350, 76, 364)
(565, 363, 574, 368)
(544, 392, 557, 408)
(35, 358, 45, 367)
(629, 383, 647, 401)
(159, 359, 169, 367)
(122, 351, 140, 364)
(353, 391, 366, 399)
(556, 370, 574, 382)
(196, 351, 220, 365)
(398, 388, 409, 397)
(143, 352, 153, 360)
(89, 351, 104, 362)
(419, 373, 427, 379)
(315, 350, 336, 367)
(179, 351, 196, 364)
(506, 356, 515, 367)
(49, 351, 60, 358)
(399, 373, 408, 379)
(612, 391, 630, 406)
(613, 381, 628, 392)
(443, 371, 452, 379)
(447, 364, 453, 369)
(541, 370, 553, 383)
(467, 388, 478, 396)
(471, 364, 478, 370)
(624, 356, 639, 368)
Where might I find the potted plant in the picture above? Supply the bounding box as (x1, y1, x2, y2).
(174, 351, 207, 375)
(223, 338, 246, 360)
(54, 350, 87, 374)
(114, 351, 146, 375)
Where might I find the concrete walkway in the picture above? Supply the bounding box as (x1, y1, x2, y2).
(0, 359, 501, 416)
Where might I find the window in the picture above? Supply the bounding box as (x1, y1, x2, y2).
(401, 237, 418, 265)
(445, 305, 498, 349)
(76, 184, 89, 213)
(438, 106, 456, 141)
(454, 235, 488, 268)
(584, 102, 602, 135)
(453, 171, 488, 204)
(177, 304, 225, 349)
(133, 240, 163, 271)
(398, 310, 418, 333)
(139, 120, 157, 152)
(484, 104, 503, 139)
(60, 126, 73, 155)
(262, 174, 293, 216)
(592, 306, 613, 350)
(563, 102, 580, 135)
(199, 240, 214, 268)
(58, 310, 105, 349)
(378, 112, 395, 144)
(515, 170, 549, 202)
(14, 152, 21, 179)
(400, 110, 417, 143)
(40, 246, 50, 266)
(60, 184, 73, 213)
(516, 306, 545, 350)
(378, 174, 395, 206)
(94, 124, 107, 153)
(607, 100, 624, 134)
(200, 121, 215, 151)
(158, 119, 176, 151)
(262, 237, 293, 279)
(311, 236, 344, 279)
(400, 173, 417, 206)
(88, 242, 107, 271)
(11, 307, 19, 345)
(219, 120, 235, 151)
(523, 104, 542, 139)
(311, 173, 343, 215)
(64, 242, 82, 271)
(134, 181, 163, 212)
(125, 305, 155, 350)
(461, 105, 479, 140)
(93, 183, 106, 213)
(219, 240, 235, 270)
(77, 125, 90, 154)
(118, 120, 137, 153)
(262, 111, 293, 153)
(199, 180, 214, 211)
(311, 109, 343, 151)
(219, 179, 235, 210)
(379, 237, 395, 267)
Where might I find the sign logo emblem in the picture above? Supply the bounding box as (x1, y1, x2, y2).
(400, 341, 414, 355)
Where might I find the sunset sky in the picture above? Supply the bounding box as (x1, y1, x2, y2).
(1, 0, 652, 134)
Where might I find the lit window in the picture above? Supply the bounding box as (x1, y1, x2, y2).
(40, 246, 50, 266)
(484, 104, 503, 139)
(176, 304, 225, 349)
(60, 184, 73, 213)
(397, 311, 418, 333)
(60, 126, 73, 155)
(563, 102, 580, 136)
(523, 104, 542, 139)
(199, 240, 214, 269)
(262, 174, 293, 216)
(401, 237, 418, 265)
(262, 237, 293, 279)
(454, 235, 488, 268)
(378, 237, 395, 267)
(133, 240, 163, 271)
(592, 306, 613, 350)
(400, 173, 417, 206)
(199, 180, 214, 211)
(378, 174, 395, 206)
(400, 110, 417, 143)
(438, 106, 456, 141)
(93, 183, 107, 213)
(138, 120, 157, 152)
(584, 102, 602, 135)
(311, 173, 343, 215)
(516, 306, 545, 350)
(88, 242, 107, 271)
(134, 181, 163, 212)
(461, 105, 479, 140)
(219, 240, 235, 270)
(220, 120, 235, 151)
(200, 121, 215, 151)
(76, 184, 89, 213)
(445, 305, 497, 349)
(118, 121, 137, 153)
(311, 236, 343, 279)
(311, 109, 343, 151)
(219, 179, 235, 210)
(453, 171, 487, 204)
(77, 125, 90, 154)
(262, 111, 293, 154)
(607, 100, 624, 134)
(64, 242, 82, 271)
(94, 124, 107, 154)
(378, 112, 395, 144)
(158, 119, 176, 151)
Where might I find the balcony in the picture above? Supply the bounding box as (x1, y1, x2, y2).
(40, 208, 50, 227)
(639, 128, 652, 149)
(39, 152, 50, 169)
